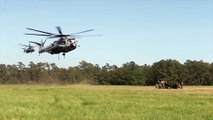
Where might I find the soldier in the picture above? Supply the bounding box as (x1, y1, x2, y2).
(180, 81, 183, 89)
(155, 81, 160, 88)
(160, 80, 166, 89)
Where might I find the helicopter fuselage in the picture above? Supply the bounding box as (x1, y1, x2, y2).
(21, 46, 35, 53)
(38, 38, 77, 55)
(25, 48, 35, 53)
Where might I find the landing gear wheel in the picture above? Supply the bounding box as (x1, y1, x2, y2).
(62, 53, 65, 59)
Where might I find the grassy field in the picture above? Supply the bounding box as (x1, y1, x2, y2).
(0, 85, 212, 120)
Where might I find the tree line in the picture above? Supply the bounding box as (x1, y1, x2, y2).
(0, 59, 212, 85)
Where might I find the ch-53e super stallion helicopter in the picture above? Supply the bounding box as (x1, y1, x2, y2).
(18, 43, 35, 53)
(25, 26, 99, 58)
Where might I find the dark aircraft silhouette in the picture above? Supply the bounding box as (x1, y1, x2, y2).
(25, 26, 100, 57)
(19, 43, 35, 53)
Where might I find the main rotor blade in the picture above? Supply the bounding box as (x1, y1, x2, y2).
(26, 28, 55, 35)
(74, 29, 94, 34)
(25, 33, 52, 36)
(69, 34, 101, 39)
(75, 34, 102, 37)
(29, 41, 41, 46)
(19, 44, 29, 47)
(48, 34, 70, 39)
(56, 26, 62, 35)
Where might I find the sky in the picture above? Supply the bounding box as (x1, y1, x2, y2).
(0, 0, 213, 68)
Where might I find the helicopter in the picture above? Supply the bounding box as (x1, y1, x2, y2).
(25, 26, 99, 57)
(19, 43, 35, 53)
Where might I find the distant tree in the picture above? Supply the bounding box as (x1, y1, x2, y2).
(150, 59, 186, 85)
(67, 66, 84, 83)
(109, 61, 144, 85)
(210, 63, 213, 84)
(27, 61, 49, 83)
(78, 60, 101, 84)
(97, 63, 117, 85)
(142, 64, 153, 85)
(0, 64, 8, 83)
(5, 64, 19, 83)
(0, 60, 212, 85)
(122, 61, 144, 85)
(16, 62, 28, 83)
(49, 63, 61, 82)
(184, 60, 212, 85)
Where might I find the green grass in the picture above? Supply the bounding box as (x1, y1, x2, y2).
(0, 85, 212, 120)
